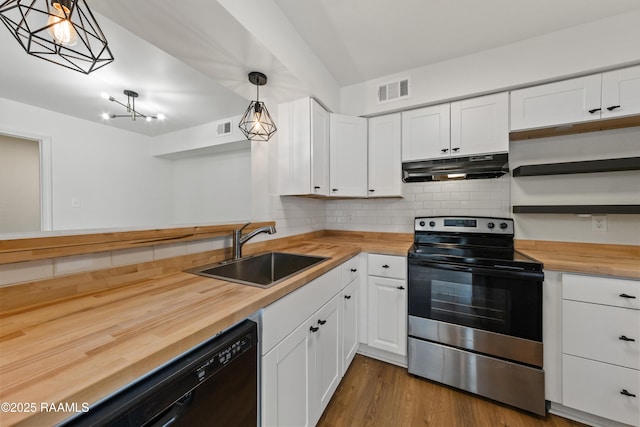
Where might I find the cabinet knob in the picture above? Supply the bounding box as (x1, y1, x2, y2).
(607, 105, 621, 111)
(619, 335, 636, 342)
(620, 389, 637, 398)
(397, 286, 405, 290)
(452, 147, 460, 152)
(441, 148, 449, 153)
(350, 268, 357, 272)
(620, 293, 637, 299)
(344, 295, 352, 300)
(382, 264, 390, 269)
(317, 319, 327, 325)
(588, 108, 601, 114)
(310, 325, 319, 333)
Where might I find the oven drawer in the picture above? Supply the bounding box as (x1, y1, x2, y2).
(563, 299, 639, 369)
(563, 273, 640, 310)
(563, 354, 640, 427)
(408, 337, 545, 416)
(368, 254, 406, 280)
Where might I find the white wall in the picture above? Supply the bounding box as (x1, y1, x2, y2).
(0, 98, 174, 231)
(172, 148, 252, 224)
(341, 11, 640, 117)
(0, 135, 40, 232)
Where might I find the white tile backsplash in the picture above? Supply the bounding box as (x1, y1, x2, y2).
(0, 259, 54, 286)
(325, 177, 511, 233)
(54, 252, 112, 276)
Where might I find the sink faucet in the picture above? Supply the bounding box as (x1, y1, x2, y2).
(233, 223, 276, 260)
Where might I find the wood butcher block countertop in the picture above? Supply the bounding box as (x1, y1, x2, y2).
(516, 240, 640, 279)
(0, 241, 365, 426)
(1, 230, 637, 426)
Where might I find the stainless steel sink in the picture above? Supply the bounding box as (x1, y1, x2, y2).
(187, 252, 328, 288)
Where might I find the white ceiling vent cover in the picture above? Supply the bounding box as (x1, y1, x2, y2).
(216, 120, 232, 137)
(377, 77, 410, 104)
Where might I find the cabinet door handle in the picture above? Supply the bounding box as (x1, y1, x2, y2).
(382, 264, 390, 269)
(452, 147, 460, 152)
(350, 268, 357, 273)
(607, 105, 621, 111)
(332, 188, 338, 192)
(588, 108, 601, 114)
(619, 335, 636, 342)
(310, 325, 319, 333)
(441, 148, 449, 153)
(368, 189, 375, 193)
(317, 319, 327, 325)
(344, 295, 352, 300)
(314, 186, 321, 190)
(620, 293, 636, 299)
(620, 389, 637, 398)
(397, 286, 405, 290)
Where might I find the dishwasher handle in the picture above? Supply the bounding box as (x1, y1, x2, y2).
(148, 391, 195, 427)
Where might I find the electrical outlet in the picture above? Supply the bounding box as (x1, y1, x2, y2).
(591, 215, 607, 232)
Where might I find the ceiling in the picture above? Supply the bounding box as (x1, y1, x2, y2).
(2, 0, 640, 136)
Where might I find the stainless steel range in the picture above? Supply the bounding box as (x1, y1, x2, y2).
(407, 216, 546, 415)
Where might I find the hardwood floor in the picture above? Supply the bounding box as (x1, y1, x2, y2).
(318, 355, 587, 427)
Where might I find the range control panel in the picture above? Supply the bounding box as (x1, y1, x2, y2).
(415, 216, 514, 234)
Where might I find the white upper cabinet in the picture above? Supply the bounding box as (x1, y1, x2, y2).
(367, 113, 402, 197)
(401, 104, 450, 161)
(511, 65, 640, 131)
(601, 65, 640, 119)
(401, 93, 508, 162)
(510, 75, 602, 131)
(450, 92, 509, 156)
(278, 97, 330, 196)
(329, 113, 368, 197)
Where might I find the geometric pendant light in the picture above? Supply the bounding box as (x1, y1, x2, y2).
(238, 71, 277, 142)
(0, 0, 114, 74)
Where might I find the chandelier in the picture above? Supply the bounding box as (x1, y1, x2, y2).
(0, 0, 113, 74)
(101, 90, 165, 122)
(238, 71, 277, 142)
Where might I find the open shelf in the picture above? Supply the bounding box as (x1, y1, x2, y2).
(509, 115, 640, 141)
(512, 157, 640, 177)
(512, 205, 640, 214)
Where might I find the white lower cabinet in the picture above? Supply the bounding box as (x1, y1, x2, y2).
(341, 278, 359, 376)
(560, 273, 640, 427)
(262, 319, 314, 427)
(367, 254, 407, 357)
(261, 256, 359, 426)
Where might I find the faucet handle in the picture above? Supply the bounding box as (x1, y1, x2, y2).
(239, 222, 251, 232)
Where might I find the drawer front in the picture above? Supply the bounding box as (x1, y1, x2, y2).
(262, 266, 341, 355)
(367, 254, 407, 280)
(563, 300, 639, 369)
(563, 354, 640, 427)
(341, 256, 360, 286)
(563, 273, 640, 310)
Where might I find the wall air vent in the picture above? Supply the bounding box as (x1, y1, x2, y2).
(377, 77, 410, 104)
(216, 120, 232, 137)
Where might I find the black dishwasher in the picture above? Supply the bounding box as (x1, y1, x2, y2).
(60, 319, 258, 427)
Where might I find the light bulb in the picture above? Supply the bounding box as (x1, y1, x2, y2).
(47, 2, 78, 46)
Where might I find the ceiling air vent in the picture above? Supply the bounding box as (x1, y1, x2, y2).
(216, 120, 232, 137)
(377, 77, 410, 104)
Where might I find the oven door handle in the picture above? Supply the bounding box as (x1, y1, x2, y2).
(408, 258, 544, 280)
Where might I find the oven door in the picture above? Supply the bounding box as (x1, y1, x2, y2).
(408, 258, 543, 343)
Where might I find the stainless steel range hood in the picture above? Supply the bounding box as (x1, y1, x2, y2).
(402, 153, 509, 182)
